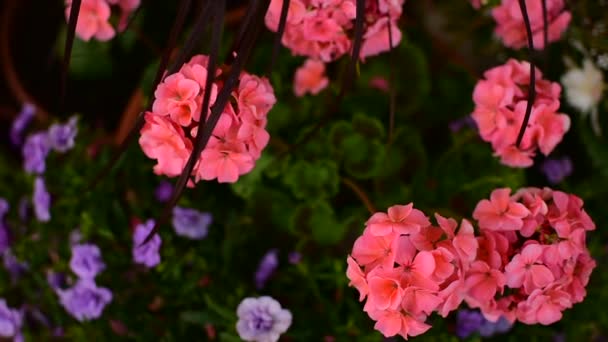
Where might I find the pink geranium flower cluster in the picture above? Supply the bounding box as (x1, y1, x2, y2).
(492, 0, 571, 50)
(347, 187, 596, 339)
(265, 0, 404, 63)
(347, 204, 479, 339)
(138, 55, 276, 184)
(65, 0, 141, 42)
(471, 59, 570, 168)
(470, 187, 596, 325)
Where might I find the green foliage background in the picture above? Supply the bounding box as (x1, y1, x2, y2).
(1, 0, 608, 341)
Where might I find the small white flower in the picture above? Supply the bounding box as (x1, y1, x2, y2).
(236, 296, 292, 342)
(561, 59, 605, 135)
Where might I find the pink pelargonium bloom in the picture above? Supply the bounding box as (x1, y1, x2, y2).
(152, 73, 202, 126)
(138, 113, 192, 177)
(368, 309, 432, 340)
(529, 104, 571, 156)
(517, 286, 572, 325)
(360, 17, 402, 60)
(293, 59, 329, 97)
(452, 219, 479, 263)
(346, 256, 368, 301)
(66, 0, 115, 42)
(504, 243, 555, 293)
(492, 0, 571, 50)
(351, 231, 397, 270)
(237, 74, 276, 119)
(194, 140, 255, 183)
(366, 267, 404, 311)
(366, 204, 431, 237)
(473, 188, 530, 231)
(395, 249, 438, 290)
(265, 0, 306, 31)
(464, 261, 506, 306)
(401, 287, 443, 316)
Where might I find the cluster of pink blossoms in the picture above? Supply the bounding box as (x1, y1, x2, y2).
(138, 55, 276, 184)
(492, 0, 571, 50)
(65, 0, 140, 42)
(471, 59, 570, 168)
(470, 187, 595, 325)
(265, 0, 404, 62)
(347, 204, 479, 339)
(347, 187, 596, 339)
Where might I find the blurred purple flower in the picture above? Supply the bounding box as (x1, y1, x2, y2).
(255, 249, 279, 290)
(47, 271, 67, 290)
(18, 198, 29, 222)
(236, 296, 292, 342)
(69, 230, 82, 246)
(3, 251, 28, 284)
(22, 132, 50, 174)
(171, 207, 212, 240)
(541, 157, 573, 185)
(0, 226, 9, 255)
(48, 116, 78, 153)
(70, 244, 106, 279)
(132, 220, 161, 268)
(288, 251, 302, 265)
(28, 306, 51, 328)
(456, 309, 484, 339)
(478, 316, 512, 337)
(33, 177, 50, 222)
(0, 199, 8, 220)
(155, 181, 173, 203)
(450, 116, 477, 133)
(0, 299, 23, 341)
(10, 103, 35, 146)
(0, 199, 9, 254)
(57, 280, 112, 322)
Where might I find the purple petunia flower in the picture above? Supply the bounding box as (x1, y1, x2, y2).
(171, 206, 212, 240)
(18, 198, 29, 222)
(456, 309, 484, 339)
(132, 220, 162, 268)
(155, 181, 173, 203)
(10, 103, 35, 146)
(47, 271, 67, 291)
(0, 199, 9, 254)
(22, 132, 50, 174)
(3, 251, 28, 284)
(478, 316, 512, 337)
(0, 299, 23, 341)
(288, 251, 302, 265)
(541, 157, 573, 185)
(69, 244, 106, 279)
(236, 296, 292, 342)
(0, 226, 9, 255)
(48, 116, 78, 153)
(0, 199, 8, 220)
(57, 280, 112, 322)
(33, 177, 50, 222)
(254, 249, 279, 290)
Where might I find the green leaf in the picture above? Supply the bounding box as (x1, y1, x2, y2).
(283, 159, 340, 199)
(291, 200, 346, 245)
(231, 154, 273, 199)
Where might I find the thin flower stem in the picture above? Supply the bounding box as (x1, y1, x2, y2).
(60, 0, 82, 114)
(268, 0, 291, 74)
(541, 0, 548, 49)
(515, 0, 537, 148)
(342, 177, 377, 214)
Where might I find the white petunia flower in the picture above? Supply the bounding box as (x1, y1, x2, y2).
(561, 59, 605, 135)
